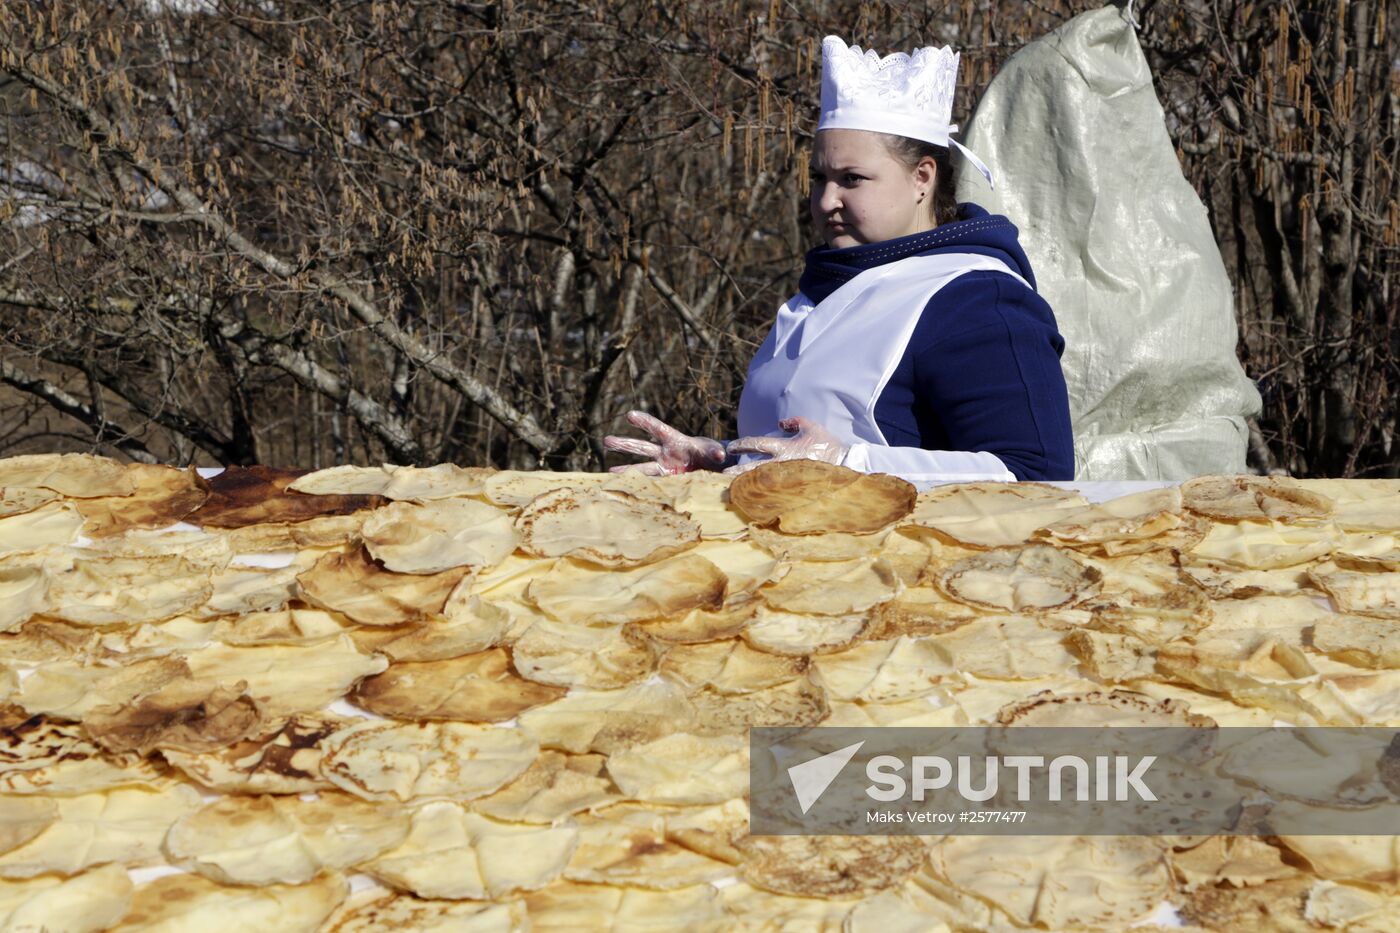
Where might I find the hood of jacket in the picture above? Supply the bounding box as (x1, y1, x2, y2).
(796, 202, 1038, 305)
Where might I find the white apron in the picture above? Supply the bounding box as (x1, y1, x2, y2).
(736, 252, 1030, 482)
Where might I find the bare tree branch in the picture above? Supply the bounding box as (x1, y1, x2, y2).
(0, 356, 159, 463)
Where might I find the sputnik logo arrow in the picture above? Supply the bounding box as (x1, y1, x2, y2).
(787, 741, 865, 814)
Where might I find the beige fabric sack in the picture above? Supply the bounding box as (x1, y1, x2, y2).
(956, 3, 1261, 480)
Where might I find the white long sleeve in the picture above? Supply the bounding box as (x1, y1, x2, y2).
(840, 442, 1015, 483)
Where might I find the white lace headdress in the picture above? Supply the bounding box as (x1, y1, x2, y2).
(818, 35, 994, 188)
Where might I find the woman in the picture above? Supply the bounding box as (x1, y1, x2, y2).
(605, 36, 1073, 482)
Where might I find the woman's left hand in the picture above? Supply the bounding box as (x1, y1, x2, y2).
(723, 417, 850, 474)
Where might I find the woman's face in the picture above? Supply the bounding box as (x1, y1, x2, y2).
(809, 129, 936, 249)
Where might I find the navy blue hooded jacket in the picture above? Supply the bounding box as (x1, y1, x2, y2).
(795, 203, 1075, 481)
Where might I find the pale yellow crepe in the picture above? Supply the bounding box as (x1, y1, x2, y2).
(0, 863, 133, 933)
(110, 871, 347, 932)
(0, 454, 134, 498)
(362, 498, 519, 574)
(0, 785, 202, 878)
(289, 463, 492, 499)
(320, 720, 538, 802)
(165, 792, 410, 885)
(364, 802, 577, 899)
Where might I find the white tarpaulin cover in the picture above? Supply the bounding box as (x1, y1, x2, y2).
(955, 2, 1261, 481)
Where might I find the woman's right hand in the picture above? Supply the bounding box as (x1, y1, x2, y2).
(602, 410, 727, 475)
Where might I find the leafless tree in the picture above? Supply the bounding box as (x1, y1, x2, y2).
(1, 0, 1394, 476)
(1143, 0, 1398, 476)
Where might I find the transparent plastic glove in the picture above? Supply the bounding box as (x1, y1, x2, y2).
(602, 410, 727, 475)
(723, 416, 850, 475)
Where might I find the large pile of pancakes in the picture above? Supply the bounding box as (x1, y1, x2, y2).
(0, 453, 1398, 931)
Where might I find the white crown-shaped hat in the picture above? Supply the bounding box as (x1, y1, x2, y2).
(819, 36, 959, 145)
(817, 36, 993, 187)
